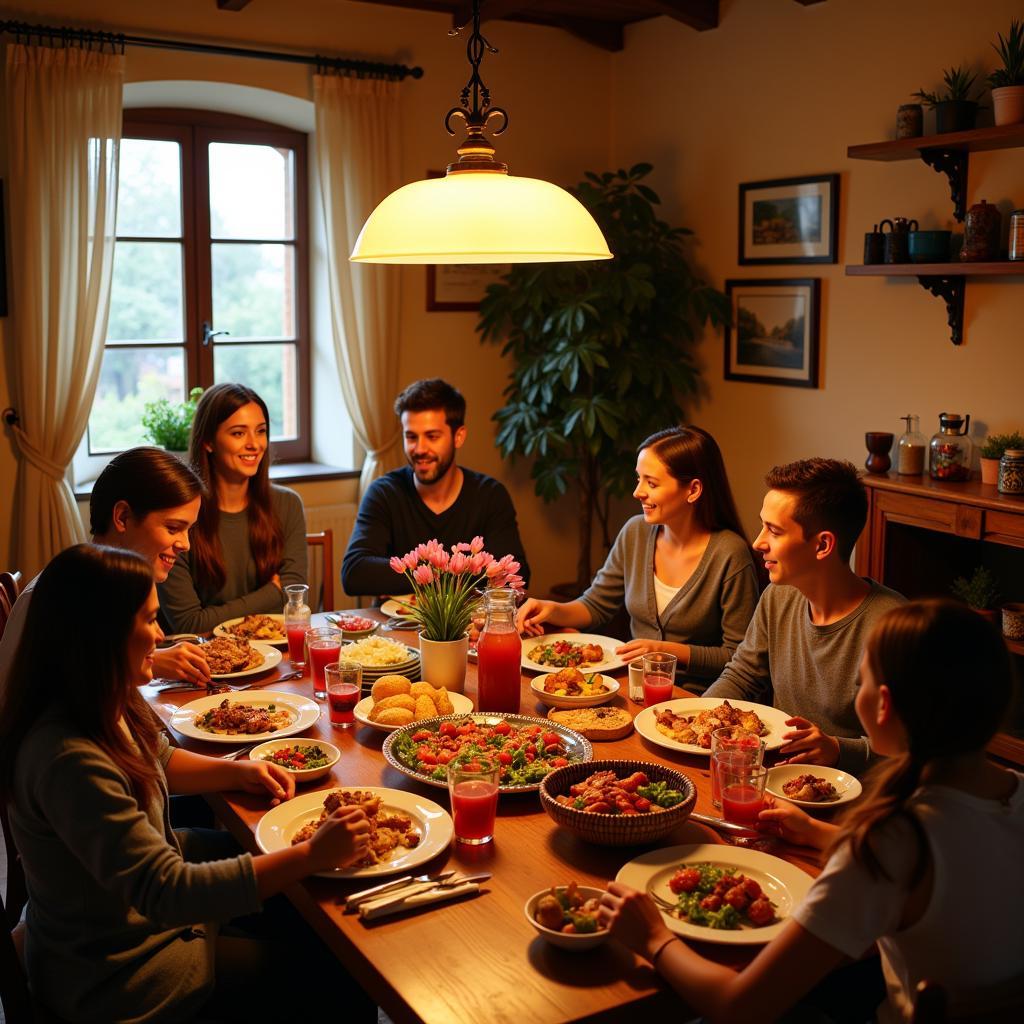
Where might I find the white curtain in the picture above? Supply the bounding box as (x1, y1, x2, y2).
(4, 43, 123, 577)
(313, 73, 404, 495)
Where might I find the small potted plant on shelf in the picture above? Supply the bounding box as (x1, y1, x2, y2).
(914, 64, 982, 133)
(988, 20, 1024, 126)
(950, 565, 1001, 623)
(979, 431, 1024, 485)
(140, 387, 204, 456)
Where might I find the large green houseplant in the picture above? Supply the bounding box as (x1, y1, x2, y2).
(478, 164, 729, 592)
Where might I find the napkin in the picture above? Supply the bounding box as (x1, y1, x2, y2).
(358, 881, 481, 921)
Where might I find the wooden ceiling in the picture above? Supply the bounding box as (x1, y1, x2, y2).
(216, 1, 827, 52)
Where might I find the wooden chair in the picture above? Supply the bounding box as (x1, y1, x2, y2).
(0, 570, 22, 637)
(305, 530, 334, 613)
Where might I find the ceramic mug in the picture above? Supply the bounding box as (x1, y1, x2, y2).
(1001, 603, 1024, 641)
(908, 230, 952, 263)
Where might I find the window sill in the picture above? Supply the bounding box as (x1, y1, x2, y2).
(73, 461, 359, 500)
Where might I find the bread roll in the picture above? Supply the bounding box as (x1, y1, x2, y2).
(409, 681, 436, 699)
(371, 675, 412, 701)
(433, 687, 454, 716)
(373, 693, 416, 713)
(372, 706, 415, 726)
(414, 695, 438, 721)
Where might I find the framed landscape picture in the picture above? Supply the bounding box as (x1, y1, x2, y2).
(724, 279, 820, 388)
(739, 174, 838, 264)
(426, 262, 509, 312)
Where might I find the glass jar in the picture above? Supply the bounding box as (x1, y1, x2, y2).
(998, 449, 1024, 495)
(283, 584, 311, 668)
(476, 589, 521, 714)
(929, 412, 972, 481)
(896, 414, 926, 475)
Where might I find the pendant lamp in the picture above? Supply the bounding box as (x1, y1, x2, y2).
(349, 0, 612, 265)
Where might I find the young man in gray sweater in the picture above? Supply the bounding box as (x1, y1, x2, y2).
(704, 458, 904, 773)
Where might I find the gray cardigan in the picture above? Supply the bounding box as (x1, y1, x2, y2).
(10, 714, 261, 1022)
(159, 484, 307, 633)
(579, 518, 758, 682)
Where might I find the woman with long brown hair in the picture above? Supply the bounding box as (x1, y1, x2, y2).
(516, 425, 758, 688)
(600, 599, 1023, 1022)
(0, 544, 370, 1022)
(159, 383, 307, 634)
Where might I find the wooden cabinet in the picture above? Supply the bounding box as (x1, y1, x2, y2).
(856, 473, 1024, 763)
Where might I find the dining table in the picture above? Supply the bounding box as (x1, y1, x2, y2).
(144, 613, 824, 1024)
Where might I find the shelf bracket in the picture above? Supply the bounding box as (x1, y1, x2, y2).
(916, 274, 965, 345)
(918, 148, 968, 222)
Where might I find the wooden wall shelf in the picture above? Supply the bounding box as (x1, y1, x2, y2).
(847, 123, 1024, 161)
(845, 262, 1024, 276)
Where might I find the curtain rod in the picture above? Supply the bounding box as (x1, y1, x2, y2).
(0, 19, 424, 81)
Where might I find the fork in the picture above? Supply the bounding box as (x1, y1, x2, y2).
(217, 744, 255, 760)
(647, 890, 679, 913)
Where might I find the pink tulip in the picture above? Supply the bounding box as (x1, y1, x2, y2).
(428, 548, 448, 570)
(449, 552, 470, 574)
(413, 564, 434, 586)
(469, 536, 485, 554)
(389, 556, 406, 574)
(454, 542, 472, 553)
(469, 552, 489, 574)
(404, 550, 419, 570)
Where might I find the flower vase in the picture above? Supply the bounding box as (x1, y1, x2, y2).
(418, 634, 469, 693)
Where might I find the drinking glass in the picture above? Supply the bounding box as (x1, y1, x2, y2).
(710, 726, 766, 810)
(719, 762, 768, 832)
(325, 661, 361, 729)
(305, 625, 342, 700)
(641, 652, 677, 706)
(447, 758, 500, 845)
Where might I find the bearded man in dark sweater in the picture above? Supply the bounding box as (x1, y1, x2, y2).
(341, 379, 531, 597)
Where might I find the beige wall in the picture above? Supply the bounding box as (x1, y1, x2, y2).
(2, 0, 1019, 592)
(611, 0, 1022, 542)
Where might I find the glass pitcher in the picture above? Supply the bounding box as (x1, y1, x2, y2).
(284, 584, 311, 668)
(476, 588, 522, 714)
(929, 412, 972, 481)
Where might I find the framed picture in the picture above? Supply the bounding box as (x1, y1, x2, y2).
(738, 174, 839, 264)
(424, 169, 509, 311)
(724, 278, 820, 388)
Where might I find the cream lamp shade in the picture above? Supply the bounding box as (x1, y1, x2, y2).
(350, 171, 612, 264)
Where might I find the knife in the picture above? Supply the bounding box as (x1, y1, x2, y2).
(690, 812, 759, 836)
(369, 873, 491, 911)
(345, 870, 457, 910)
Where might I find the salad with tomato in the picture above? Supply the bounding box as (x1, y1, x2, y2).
(391, 716, 585, 787)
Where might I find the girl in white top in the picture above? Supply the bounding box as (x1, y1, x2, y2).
(600, 599, 1023, 1023)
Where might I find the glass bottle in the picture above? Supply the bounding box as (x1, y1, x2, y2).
(896, 414, 926, 475)
(476, 589, 522, 714)
(998, 449, 1024, 495)
(929, 412, 972, 482)
(284, 584, 311, 669)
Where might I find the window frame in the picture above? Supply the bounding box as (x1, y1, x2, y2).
(93, 107, 311, 462)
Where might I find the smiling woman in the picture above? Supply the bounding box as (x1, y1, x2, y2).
(158, 383, 308, 634)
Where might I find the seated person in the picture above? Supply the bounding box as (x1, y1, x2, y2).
(341, 377, 530, 596)
(704, 458, 904, 771)
(601, 599, 1023, 1024)
(0, 446, 211, 692)
(516, 426, 757, 688)
(159, 383, 307, 634)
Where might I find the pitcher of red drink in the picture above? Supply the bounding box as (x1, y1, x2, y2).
(476, 589, 521, 714)
(284, 584, 311, 671)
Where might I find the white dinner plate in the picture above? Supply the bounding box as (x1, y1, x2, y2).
(212, 613, 288, 646)
(207, 642, 282, 681)
(255, 786, 453, 878)
(353, 691, 474, 732)
(168, 689, 320, 744)
(616, 844, 813, 945)
(766, 764, 863, 809)
(380, 595, 417, 619)
(530, 673, 620, 709)
(634, 697, 792, 757)
(521, 633, 626, 673)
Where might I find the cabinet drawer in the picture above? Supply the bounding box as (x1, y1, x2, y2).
(877, 492, 958, 533)
(984, 509, 1024, 548)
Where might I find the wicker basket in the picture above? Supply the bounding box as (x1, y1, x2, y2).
(539, 759, 697, 847)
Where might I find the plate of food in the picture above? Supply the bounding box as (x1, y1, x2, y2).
(380, 595, 416, 619)
(341, 635, 419, 672)
(530, 668, 619, 709)
(201, 638, 282, 680)
(354, 677, 473, 732)
(168, 689, 320, 744)
(255, 786, 453, 879)
(382, 712, 593, 793)
(616, 843, 813, 945)
(213, 613, 287, 646)
(324, 613, 379, 639)
(522, 633, 625, 673)
(634, 697, 791, 756)
(766, 765, 862, 809)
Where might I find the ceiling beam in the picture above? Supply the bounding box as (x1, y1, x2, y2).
(793, 1, 828, 5)
(452, 1, 528, 28)
(649, 1, 719, 31)
(555, 16, 624, 52)
(215, 0, 253, 11)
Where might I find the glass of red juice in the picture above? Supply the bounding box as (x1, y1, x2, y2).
(710, 727, 765, 809)
(325, 661, 361, 728)
(447, 758, 500, 845)
(720, 763, 768, 832)
(641, 651, 677, 706)
(306, 626, 342, 700)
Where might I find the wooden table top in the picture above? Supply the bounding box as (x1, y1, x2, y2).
(146, 616, 823, 1024)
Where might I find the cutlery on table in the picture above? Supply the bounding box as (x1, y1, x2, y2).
(647, 889, 679, 913)
(689, 812, 761, 837)
(217, 744, 256, 760)
(356, 873, 492, 920)
(344, 869, 457, 910)
(275, 670, 303, 682)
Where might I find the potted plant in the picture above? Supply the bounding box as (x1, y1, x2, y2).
(989, 20, 1024, 126)
(478, 164, 729, 593)
(979, 431, 1024, 485)
(389, 538, 523, 692)
(950, 565, 1001, 622)
(140, 387, 204, 455)
(914, 64, 982, 133)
